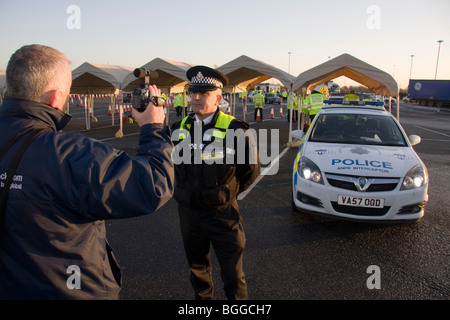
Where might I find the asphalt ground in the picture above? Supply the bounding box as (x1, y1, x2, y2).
(64, 98, 449, 303)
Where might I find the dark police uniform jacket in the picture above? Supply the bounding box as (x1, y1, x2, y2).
(0, 98, 174, 299)
(171, 108, 260, 210)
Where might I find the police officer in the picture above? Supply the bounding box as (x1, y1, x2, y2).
(171, 66, 260, 300)
(343, 90, 360, 102)
(252, 90, 265, 121)
(174, 92, 184, 116)
(308, 90, 325, 121)
(287, 92, 298, 122)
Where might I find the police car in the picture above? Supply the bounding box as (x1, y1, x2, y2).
(291, 102, 429, 222)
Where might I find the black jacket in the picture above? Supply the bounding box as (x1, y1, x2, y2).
(0, 98, 174, 299)
(171, 108, 260, 210)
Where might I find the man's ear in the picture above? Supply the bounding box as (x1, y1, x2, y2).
(216, 92, 223, 105)
(46, 89, 64, 110)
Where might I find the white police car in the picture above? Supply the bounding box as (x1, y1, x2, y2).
(291, 103, 429, 222)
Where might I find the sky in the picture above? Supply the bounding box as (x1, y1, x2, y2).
(0, 0, 449, 90)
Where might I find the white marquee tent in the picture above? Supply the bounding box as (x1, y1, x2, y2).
(121, 58, 193, 94)
(217, 55, 295, 92)
(217, 55, 295, 119)
(287, 53, 400, 146)
(293, 53, 398, 97)
(71, 62, 134, 94)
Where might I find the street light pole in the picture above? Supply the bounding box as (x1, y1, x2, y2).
(409, 55, 414, 79)
(288, 52, 291, 73)
(435, 40, 443, 79)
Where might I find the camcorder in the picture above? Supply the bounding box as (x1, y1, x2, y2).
(132, 68, 166, 112)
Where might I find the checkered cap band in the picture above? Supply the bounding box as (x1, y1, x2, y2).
(190, 72, 223, 88)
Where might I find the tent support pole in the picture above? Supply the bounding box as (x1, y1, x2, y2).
(165, 88, 171, 126)
(243, 90, 247, 122)
(288, 91, 293, 144)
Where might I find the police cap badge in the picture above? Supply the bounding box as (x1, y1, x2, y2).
(186, 65, 229, 93)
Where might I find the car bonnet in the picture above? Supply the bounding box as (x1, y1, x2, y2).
(302, 142, 420, 177)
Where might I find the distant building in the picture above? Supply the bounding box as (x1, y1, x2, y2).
(254, 78, 283, 93)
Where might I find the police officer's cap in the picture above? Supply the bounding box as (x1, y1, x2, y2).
(187, 66, 229, 93)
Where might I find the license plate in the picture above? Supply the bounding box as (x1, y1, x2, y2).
(338, 195, 384, 208)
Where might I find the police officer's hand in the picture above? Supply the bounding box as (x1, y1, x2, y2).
(132, 85, 166, 126)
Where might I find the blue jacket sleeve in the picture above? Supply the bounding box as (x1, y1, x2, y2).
(79, 123, 174, 220)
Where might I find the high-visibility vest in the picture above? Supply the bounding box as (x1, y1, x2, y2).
(174, 94, 183, 107)
(343, 93, 360, 101)
(302, 96, 310, 114)
(308, 93, 324, 116)
(287, 94, 298, 110)
(176, 111, 235, 140)
(253, 93, 265, 107)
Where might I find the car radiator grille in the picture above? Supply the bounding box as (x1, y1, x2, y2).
(325, 173, 400, 192)
(331, 202, 391, 216)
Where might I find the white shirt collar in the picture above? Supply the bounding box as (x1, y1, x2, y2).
(194, 112, 215, 125)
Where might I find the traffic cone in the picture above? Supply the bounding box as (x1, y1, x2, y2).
(270, 105, 275, 119)
(108, 104, 112, 115)
(279, 105, 283, 117)
(226, 105, 231, 115)
(115, 104, 119, 114)
(256, 108, 262, 122)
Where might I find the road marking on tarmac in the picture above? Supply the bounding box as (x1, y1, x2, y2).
(99, 132, 139, 142)
(413, 125, 450, 138)
(237, 146, 290, 201)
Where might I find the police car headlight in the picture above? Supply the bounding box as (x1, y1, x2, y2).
(400, 163, 428, 190)
(298, 156, 324, 184)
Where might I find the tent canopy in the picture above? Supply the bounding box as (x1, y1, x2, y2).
(121, 58, 193, 94)
(293, 53, 398, 97)
(217, 55, 295, 92)
(71, 62, 134, 94)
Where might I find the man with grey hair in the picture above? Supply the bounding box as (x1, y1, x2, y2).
(0, 44, 174, 299)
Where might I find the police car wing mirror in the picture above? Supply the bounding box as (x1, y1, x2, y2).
(409, 135, 421, 146)
(291, 130, 305, 140)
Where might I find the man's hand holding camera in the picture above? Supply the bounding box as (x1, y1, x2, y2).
(132, 85, 166, 126)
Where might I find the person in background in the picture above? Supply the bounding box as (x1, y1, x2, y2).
(252, 90, 265, 121)
(343, 90, 360, 102)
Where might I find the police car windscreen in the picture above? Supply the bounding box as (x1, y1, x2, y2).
(309, 113, 407, 146)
